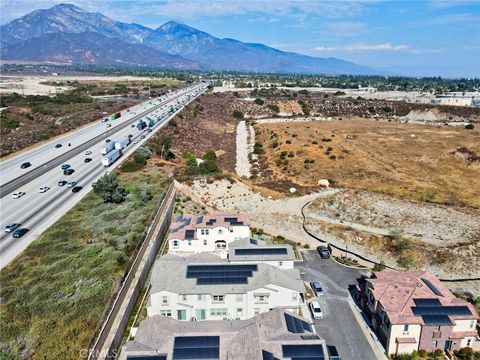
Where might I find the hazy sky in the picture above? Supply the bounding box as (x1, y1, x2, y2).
(1, 0, 479, 77)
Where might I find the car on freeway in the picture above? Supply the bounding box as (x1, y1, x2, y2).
(67, 181, 77, 188)
(147, 129, 152, 133)
(55, 144, 62, 148)
(310, 281, 324, 297)
(309, 301, 324, 320)
(63, 168, 75, 176)
(102, 118, 108, 122)
(20, 162, 31, 169)
(58, 180, 68, 186)
(39, 186, 50, 193)
(72, 186, 83, 193)
(85, 150, 92, 155)
(12, 228, 29, 238)
(61, 163, 71, 170)
(141, 135, 146, 139)
(84, 158, 92, 163)
(128, 134, 133, 138)
(106, 124, 112, 128)
(4, 223, 21, 233)
(12, 191, 26, 199)
(106, 139, 111, 143)
(133, 140, 139, 144)
(131, 124, 136, 128)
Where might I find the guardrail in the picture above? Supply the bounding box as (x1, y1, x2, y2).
(0, 85, 203, 198)
(87, 182, 176, 360)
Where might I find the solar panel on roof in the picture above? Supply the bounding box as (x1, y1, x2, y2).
(173, 336, 219, 360)
(229, 221, 244, 226)
(127, 356, 167, 360)
(421, 278, 443, 297)
(421, 314, 454, 326)
(262, 350, 280, 360)
(184, 218, 191, 226)
(185, 230, 195, 239)
(250, 238, 258, 245)
(235, 248, 288, 256)
(196, 216, 204, 224)
(412, 305, 472, 316)
(282, 344, 325, 360)
(175, 215, 184, 222)
(186, 264, 258, 285)
(413, 298, 442, 307)
(224, 217, 238, 222)
(301, 334, 320, 340)
(285, 313, 313, 333)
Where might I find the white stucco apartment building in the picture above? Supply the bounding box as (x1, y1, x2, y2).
(147, 253, 305, 322)
(167, 214, 251, 257)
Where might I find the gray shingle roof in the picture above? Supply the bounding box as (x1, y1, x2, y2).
(228, 239, 295, 262)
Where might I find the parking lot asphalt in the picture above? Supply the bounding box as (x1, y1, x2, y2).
(297, 250, 381, 360)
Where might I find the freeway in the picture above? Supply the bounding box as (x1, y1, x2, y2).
(0, 84, 203, 195)
(0, 82, 208, 268)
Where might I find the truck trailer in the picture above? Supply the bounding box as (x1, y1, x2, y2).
(111, 112, 121, 120)
(101, 141, 115, 155)
(115, 137, 130, 150)
(101, 149, 121, 166)
(137, 120, 147, 130)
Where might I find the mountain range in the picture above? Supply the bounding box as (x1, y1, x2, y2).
(0, 3, 376, 74)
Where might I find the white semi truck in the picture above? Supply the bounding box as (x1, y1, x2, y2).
(101, 149, 121, 166)
(115, 137, 130, 150)
(101, 141, 115, 155)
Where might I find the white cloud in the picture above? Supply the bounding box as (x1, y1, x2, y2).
(322, 21, 367, 37)
(313, 43, 442, 53)
(427, 13, 479, 25)
(429, 0, 476, 9)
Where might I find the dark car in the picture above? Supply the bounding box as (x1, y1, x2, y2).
(58, 180, 68, 186)
(63, 168, 75, 175)
(84, 158, 92, 163)
(20, 162, 31, 169)
(317, 245, 330, 259)
(4, 223, 21, 233)
(55, 144, 62, 148)
(130, 124, 136, 128)
(105, 139, 111, 143)
(72, 186, 83, 193)
(12, 228, 29, 238)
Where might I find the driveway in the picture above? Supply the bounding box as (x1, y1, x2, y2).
(297, 250, 385, 360)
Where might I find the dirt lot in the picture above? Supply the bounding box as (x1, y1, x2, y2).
(253, 118, 480, 210)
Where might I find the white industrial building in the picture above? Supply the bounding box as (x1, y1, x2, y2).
(146, 253, 305, 322)
(167, 214, 251, 258)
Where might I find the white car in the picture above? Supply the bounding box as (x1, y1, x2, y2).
(67, 181, 77, 188)
(12, 191, 26, 199)
(309, 301, 324, 320)
(39, 186, 50, 193)
(85, 150, 92, 155)
(106, 124, 112, 128)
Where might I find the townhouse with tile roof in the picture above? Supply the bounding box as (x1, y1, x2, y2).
(358, 270, 479, 355)
(122, 308, 340, 360)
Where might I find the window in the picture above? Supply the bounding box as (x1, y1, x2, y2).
(201, 229, 209, 235)
(180, 294, 187, 301)
(160, 310, 172, 317)
(212, 295, 224, 302)
(203, 239, 208, 245)
(229, 229, 234, 233)
(254, 308, 260, 315)
(173, 240, 179, 247)
(236, 294, 243, 302)
(279, 261, 283, 266)
(188, 240, 192, 246)
(210, 308, 227, 316)
(470, 320, 475, 329)
(403, 324, 409, 333)
(236, 308, 243, 315)
(197, 294, 206, 301)
(255, 294, 269, 303)
(196, 309, 206, 320)
(177, 310, 187, 321)
(467, 339, 472, 346)
(162, 295, 168, 305)
(292, 293, 298, 302)
(218, 229, 223, 234)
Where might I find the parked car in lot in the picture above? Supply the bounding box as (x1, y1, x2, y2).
(12, 191, 26, 199)
(317, 245, 331, 259)
(39, 186, 50, 193)
(20, 162, 31, 169)
(61, 163, 71, 170)
(310, 281, 324, 297)
(4, 223, 21, 233)
(309, 301, 324, 319)
(12, 228, 29, 238)
(63, 168, 75, 175)
(72, 186, 83, 193)
(84, 158, 92, 163)
(85, 150, 92, 155)
(58, 180, 68, 186)
(67, 181, 77, 188)
(55, 144, 62, 148)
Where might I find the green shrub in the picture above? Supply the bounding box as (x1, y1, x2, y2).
(267, 104, 280, 113)
(254, 98, 264, 105)
(232, 110, 244, 119)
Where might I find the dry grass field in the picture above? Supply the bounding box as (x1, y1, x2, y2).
(254, 118, 480, 210)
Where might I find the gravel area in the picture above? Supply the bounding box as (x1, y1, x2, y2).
(235, 121, 252, 178)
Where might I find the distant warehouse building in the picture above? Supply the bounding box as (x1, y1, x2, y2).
(147, 253, 305, 321)
(121, 308, 339, 360)
(358, 270, 479, 355)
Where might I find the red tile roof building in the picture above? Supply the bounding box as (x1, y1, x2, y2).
(359, 270, 479, 355)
